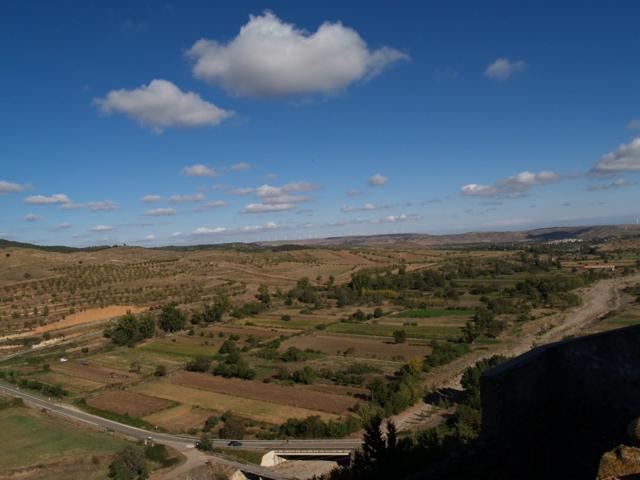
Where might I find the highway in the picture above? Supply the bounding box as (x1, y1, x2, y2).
(0, 382, 361, 479)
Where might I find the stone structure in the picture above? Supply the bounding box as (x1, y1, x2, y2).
(481, 324, 640, 479)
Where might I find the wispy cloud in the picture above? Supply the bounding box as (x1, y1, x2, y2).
(90, 225, 114, 232)
(170, 192, 205, 203)
(141, 194, 162, 203)
(23, 213, 43, 221)
(0, 180, 30, 195)
(24, 193, 71, 205)
(461, 171, 560, 198)
(192, 222, 280, 236)
(368, 173, 388, 186)
(242, 203, 294, 213)
(586, 179, 635, 191)
(484, 58, 527, 80)
(87, 200, 119, 211)
(194, 200, 228, 212)
(183, 164, 217, 177)
(341, 203, 392, 213)
(145, 207, 176, 216)
(228, 162, 252, 172)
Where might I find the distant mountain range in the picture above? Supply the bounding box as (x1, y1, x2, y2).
(259, 224, 640, 248)
(2, 224, 640, 253)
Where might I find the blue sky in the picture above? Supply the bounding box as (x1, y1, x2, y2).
(1, 0, 639, 246)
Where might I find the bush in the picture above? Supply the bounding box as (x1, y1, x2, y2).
(186, 356, 212, 373)
(108, 447, 148, 480)
(158, 304, 186, 332)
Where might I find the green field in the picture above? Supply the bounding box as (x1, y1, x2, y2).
(0, 403, 128, 471)
(326, 322, 461, 339)
(137, 338, 219, 359)
(398, 308, 475, 318)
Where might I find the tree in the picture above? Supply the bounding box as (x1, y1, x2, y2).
(158, 304, 185, 332)
(186, 356, 212, 373)
(393, 330, 407, 344)
(104, 312, 155, 346)
(108, 447, 148, 480)
(256, 284, 271, 305)
(219, 415, 245, 439)
(373, 307, 384, 318)
(154, 365, 167, 377)
(292, 366, 316, 384)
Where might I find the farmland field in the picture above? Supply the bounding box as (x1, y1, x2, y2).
(86, 390, 174, 417)
(130, 381, 339, 424)
(279, 333, 431, 360)
(0, 234, 636, 442)
(0, 400, 127, 475)
(167, 371, 360, 414)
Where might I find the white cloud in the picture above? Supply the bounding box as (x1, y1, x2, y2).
(341, 203, 392, 213)
(55, 222, 72, 230)
(242, 203, 294, 213)
(591, 137, 640, 173)
(229, 162, 252, 171)
(461, 170, 559, 198)
(192, 222, 280, 236)
(91, 225, 114, 232)
(145, 207, 176, 216)
(170, 192, 206, 203)
(183, 164, 217, 177)
(23, 213, 43, 221)
(93, 79, 233, 132)
(87, 200, 119, 211)
(186, 11, 408, 97)
(264, 173, 278, 181)
(141, 194, 162, 203)
(24, 193, 71, 205)
(461, 184, 498, 197)
(142, 234, 156, 242)
(368, 173, 388, 186)
(194, 200, 229, 212)
(374, 213, 422, 223)
(484, 58, 528, 81)
(0, 180, 29, 195)
(346, 188, 361, 197)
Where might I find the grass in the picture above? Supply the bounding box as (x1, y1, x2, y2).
(326, 322, 461, 340)
(398, 308, 475, 318)
(81, 403, 158, 430)
(212, 447, 264, 465)
(138, 338, 218, 359)
(0, 404, 128, 470)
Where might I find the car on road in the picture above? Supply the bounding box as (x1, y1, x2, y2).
(227, 440, 242, 447)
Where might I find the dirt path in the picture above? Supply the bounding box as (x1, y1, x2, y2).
(390, 273, 640, 432)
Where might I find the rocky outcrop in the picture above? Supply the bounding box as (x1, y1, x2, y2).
(597, 445, 640, 480)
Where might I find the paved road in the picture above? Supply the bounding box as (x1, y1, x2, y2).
(0, 382, 361, 480)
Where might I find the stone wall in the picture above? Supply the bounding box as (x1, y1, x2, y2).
(481, 324, 640, 479)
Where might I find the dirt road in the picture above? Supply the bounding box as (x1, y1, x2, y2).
(390, 273, 640, 431)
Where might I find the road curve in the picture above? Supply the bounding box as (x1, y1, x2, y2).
(0, 382, 361, 479)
